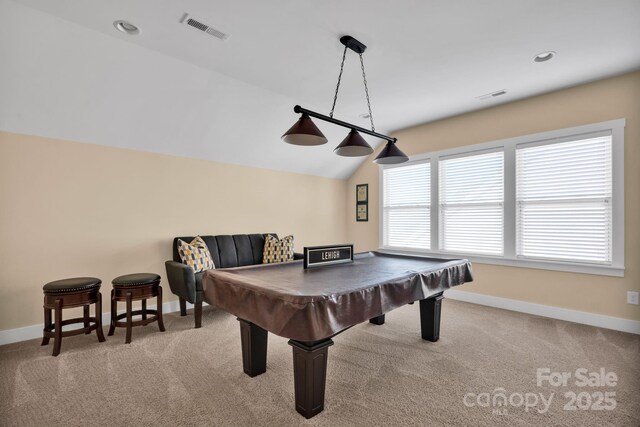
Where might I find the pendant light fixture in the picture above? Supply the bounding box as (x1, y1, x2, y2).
(281, 114, 328, 146)
(282, 36, 408, 164)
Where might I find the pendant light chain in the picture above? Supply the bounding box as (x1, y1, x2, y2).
(329, 45, 348, 119)
(359, 53, 375, 132)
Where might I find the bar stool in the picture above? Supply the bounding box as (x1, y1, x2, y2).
(108, 273, 165, 343)
(42, 277, 106, 356)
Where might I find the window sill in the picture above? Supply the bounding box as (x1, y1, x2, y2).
(377, 248, 625, 277)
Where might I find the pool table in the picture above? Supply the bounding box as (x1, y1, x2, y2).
(203, 251, 473, 418)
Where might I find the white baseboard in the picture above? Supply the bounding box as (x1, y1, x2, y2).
(2, 293, 638, 346)
(445, 289, 640, 335)
(0, 300, 202, 346)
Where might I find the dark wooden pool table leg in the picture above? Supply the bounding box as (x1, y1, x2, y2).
(238, 318, 268, 377)
(369, 314, 385, 325)
(420, 292, 444, 342)
(288, 338, 334, 419)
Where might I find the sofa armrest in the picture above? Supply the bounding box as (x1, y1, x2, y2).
(293, 252, 304, 260)
(165, 261, 197, 303)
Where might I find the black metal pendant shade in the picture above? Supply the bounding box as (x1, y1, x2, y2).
(374, 142, 409, 164)
(283, 35, 408, 164)
(334, 129, 374, 157)
(281, 114, 328, 146)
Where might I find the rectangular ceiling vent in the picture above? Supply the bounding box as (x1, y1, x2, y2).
(180, 13, 230, 41)
(476, 89, 507, 101)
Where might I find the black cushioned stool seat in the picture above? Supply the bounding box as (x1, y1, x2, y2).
(41, 277, 106, 356)
(43, 277, 102, 293)
(109, 273, 165, 343)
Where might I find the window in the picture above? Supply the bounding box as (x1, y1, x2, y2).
(378, 119, 624, 276)
(382, 161, 430, 250)
(439, 151, 504, 256)
(516, 134, 612, 264)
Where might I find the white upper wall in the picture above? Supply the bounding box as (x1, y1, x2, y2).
(0, 0, 367, 178)
(1, 0, 639, 179)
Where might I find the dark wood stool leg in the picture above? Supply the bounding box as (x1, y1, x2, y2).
(41, 306, 51, 346)
(157, 286, 165, 332)
(52, 299, 63, 357)
(288, 339, 334, 419)
(369, 314, 385, 325)
(108, 289, 116, 336)
(238, 319, 268, 377)
(125, 291, 133, 344)
(420, 292, 444, 342)
(96, 292, 106, 342)
(141, 299, 147, 321)
(83, 305, 91, 334)
(179, 297, 187, 316)
(194, 301, 202, 329)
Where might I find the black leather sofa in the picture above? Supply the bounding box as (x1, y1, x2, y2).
(165, 233, 302, 328)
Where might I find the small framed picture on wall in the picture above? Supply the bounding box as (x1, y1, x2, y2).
(357, 204, 368, 221)
(356, 184, 368, 222)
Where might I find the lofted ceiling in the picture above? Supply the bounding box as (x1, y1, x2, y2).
(1, 0, 639, 178)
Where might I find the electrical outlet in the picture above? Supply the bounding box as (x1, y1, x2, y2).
(627, 291, 639, 305)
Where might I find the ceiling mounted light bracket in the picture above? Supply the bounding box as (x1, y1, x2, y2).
(282, 35, 408, 164)
(340, 35, 367, 54)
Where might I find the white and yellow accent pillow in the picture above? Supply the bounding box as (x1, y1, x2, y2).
(263, 234, 294, 264)
(178, 236, 215, 273)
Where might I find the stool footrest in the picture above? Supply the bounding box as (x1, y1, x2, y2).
(43, 317, 100, 338)
(114, 309, 159, 327)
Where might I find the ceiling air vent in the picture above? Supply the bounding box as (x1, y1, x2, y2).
(476, 89, 507, 101)
(180, 13, 230, 40)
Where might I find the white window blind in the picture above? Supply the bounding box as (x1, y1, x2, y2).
(516, 134, 612, 264)
(382, 162, 430, 250)
(439, 151, 504, 255)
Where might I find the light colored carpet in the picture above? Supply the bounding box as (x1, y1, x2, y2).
(0, 300, 638, 426)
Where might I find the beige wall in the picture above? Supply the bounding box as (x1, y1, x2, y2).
(348, 71, 640, 321)
(0, 132, 348, 331)
(1, 72, 638, 333)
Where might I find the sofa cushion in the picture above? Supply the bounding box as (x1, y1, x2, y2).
(233, 235, 254, 266)
(173, 233, 278, 268)
(215, 235, 238, 268)
(248, 234, 267, 264)
(263, 234, 294, 264)
(198, 236, 219, 268)
(177, 236, 215, 273)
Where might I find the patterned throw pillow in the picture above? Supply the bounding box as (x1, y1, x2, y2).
(177, 236, 215, 273)
(263, 234, 294, 264)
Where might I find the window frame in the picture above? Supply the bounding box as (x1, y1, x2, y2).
(378, 119, 625, 277)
